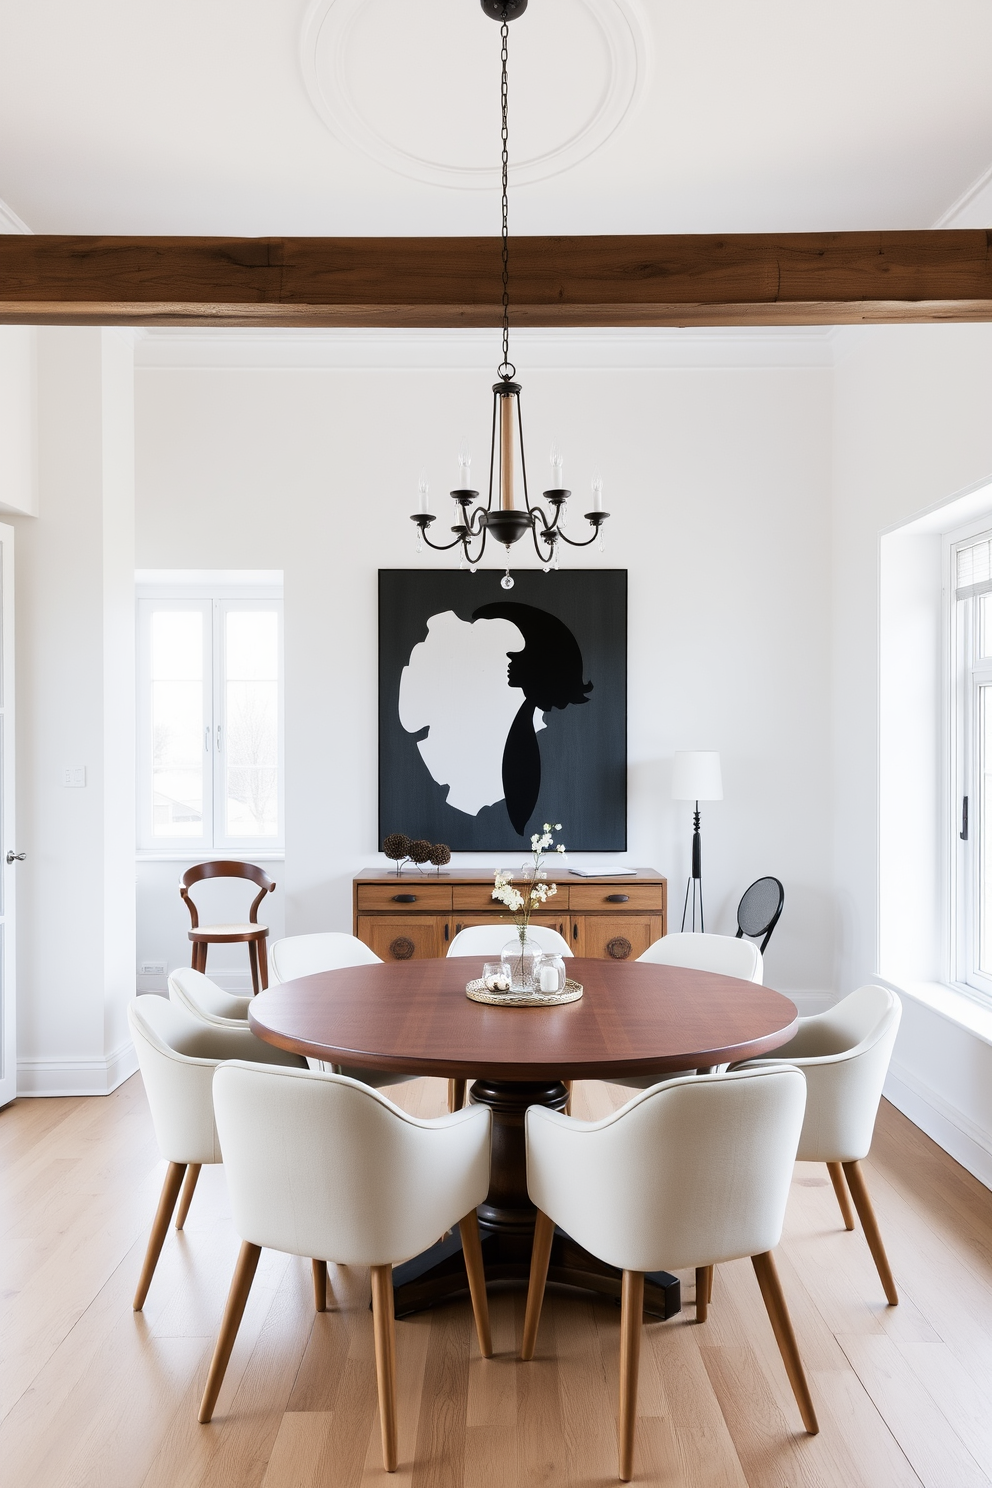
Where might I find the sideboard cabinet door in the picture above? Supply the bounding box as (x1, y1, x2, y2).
(356, 915, 447, 962)
(571, 914, 663, 962)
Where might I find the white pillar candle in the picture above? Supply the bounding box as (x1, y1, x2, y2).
(540, 963, 558, 992)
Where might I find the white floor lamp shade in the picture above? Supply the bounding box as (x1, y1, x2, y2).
(672, 751, 723, 803)
(672, 751, 722, 932)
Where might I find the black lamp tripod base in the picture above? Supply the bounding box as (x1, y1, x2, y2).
(680, 804, 704, 933)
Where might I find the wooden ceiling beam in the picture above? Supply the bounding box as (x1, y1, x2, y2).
(1, 231, 992, 327)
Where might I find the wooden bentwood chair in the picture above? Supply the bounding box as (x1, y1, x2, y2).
(180, 860, 275, 995)
(521, 1067, 817, 1481)
(201, 1061, 493, 1473)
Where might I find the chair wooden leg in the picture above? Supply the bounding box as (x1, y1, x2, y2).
(133, 1161, 186, 1310)
(695, 1265, 712, 1322)
(370, 1264, 398, 1473)
(175, 1163, 201, 1229)
(750, 1252, 819, 1434)
(312, 1258, 328, 1313)
(447, 1079, 467, 1112)
(521, 1209, 556, 1361)
(198, 1240, 262, 1423)
(843, 1159, 899, 1304)
(247, 940, 261, 998)
(199, 941, 209, 975)
(256, 933, 269, 991)
(458, 1212, 492, 1358)
(827, 1161, 856, 1230)
(618, 1270, 644, 1482)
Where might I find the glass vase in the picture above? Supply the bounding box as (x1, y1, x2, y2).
(501, 930, 541, 992)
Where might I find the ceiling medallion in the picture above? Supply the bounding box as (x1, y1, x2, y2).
(301, 0, 648, 189)
(407, 0, 611, 585)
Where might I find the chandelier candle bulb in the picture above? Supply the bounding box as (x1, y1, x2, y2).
(550, 443, 563, 489)
(591, 477, 604, 513)
(458, 452, 472, 488)
(417, 479, 429, 515)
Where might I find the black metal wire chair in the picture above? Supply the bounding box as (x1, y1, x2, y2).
(735, 877, 784, 955)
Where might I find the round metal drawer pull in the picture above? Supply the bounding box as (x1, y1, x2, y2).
(606, 893, 629, 903)
(389, 936, 416, 960)
(606, 936, 632, 960)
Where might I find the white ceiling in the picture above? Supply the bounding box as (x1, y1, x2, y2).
(1, 0, 991, 236)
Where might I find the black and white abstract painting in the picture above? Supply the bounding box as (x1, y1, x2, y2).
(378, 569, 626, 850)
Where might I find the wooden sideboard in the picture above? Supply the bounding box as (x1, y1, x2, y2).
(353, 868, 666, 963)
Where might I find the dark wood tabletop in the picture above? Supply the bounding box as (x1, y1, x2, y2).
(248, 957, 799, 1080)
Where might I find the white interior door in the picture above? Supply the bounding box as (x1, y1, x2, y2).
(0, 523, 16, 1108)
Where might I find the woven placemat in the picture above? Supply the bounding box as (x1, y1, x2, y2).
(465, 977, 583, 1008)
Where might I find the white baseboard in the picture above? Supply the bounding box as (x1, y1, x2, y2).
(884, 1057, 992, 1191)
(17, 1039, 139, 1098)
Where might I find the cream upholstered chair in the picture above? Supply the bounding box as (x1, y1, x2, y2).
(521, 1067, 816, 1481)
(739, 984, 902, 1305)
(200, 1062, 493, 1473)
(168, 966, 251, 1027)
(610, 932, 763, 1092)
(267, 932, 416, 1093)
(269, 930, 382, 982)
(638, 930, 763, 982)
(127, 995, 306, 1310)
(446, 923, 573, 958)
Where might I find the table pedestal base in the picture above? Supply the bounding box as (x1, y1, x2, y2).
(391, 1075, 681, 1321)
(392, 1224, 681, 1319)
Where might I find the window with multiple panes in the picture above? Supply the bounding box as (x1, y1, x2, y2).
(952, 534, 992, 999)
(136, 575, 284, 853)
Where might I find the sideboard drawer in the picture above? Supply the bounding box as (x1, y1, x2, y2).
(569, 883, 664, 912)
(356, 915, 448, 961)
(356, 883, 453, 912)
(452, 881, 570, 911)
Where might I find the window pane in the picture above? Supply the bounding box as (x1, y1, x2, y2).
(225, 610, 278, 838)
(150, 610, 204, 838)
(980, 594, 992, 658)
(981, 685, 992, 975)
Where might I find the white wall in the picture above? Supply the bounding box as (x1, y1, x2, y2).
(13, 328, 136, 1094)
(0, 327, 37, 516)
(133, 332, 835, 1003)
(833, 322, 992, 1185)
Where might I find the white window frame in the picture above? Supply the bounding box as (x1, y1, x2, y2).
(947, 523, 992, 1003)
(136, 573, 284, 856)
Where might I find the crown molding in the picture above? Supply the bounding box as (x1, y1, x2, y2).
(135, 325, 837, 371)
(0, 195, 31, 234)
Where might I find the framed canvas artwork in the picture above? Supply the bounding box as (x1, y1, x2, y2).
(378, 569, 627, 851)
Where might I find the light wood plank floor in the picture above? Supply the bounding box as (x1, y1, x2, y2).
(2, 1073, 991, 1487)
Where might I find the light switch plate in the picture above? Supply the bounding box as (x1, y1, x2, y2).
(139, 960, 167, 975)
(62, 766, 86, 788)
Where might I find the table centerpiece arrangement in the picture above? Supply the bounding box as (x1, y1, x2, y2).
(492, 824, 567, 992)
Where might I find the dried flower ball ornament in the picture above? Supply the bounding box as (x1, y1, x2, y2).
(382, 833, 452, 875)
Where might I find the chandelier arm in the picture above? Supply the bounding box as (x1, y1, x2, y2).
(556, 521, 608, 548)
(530, 523, 556, 563)
(462, 529, 488, 565)
(420, 527, 469, 552)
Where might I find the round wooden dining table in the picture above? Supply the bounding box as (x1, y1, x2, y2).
(248, 955, 798, 1319)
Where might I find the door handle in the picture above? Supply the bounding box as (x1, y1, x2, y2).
(5, 850, 25, 863)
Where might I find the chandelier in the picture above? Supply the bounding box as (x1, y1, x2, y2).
(410, 0, 611, 591)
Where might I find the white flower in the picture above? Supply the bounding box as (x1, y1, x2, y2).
(556, 843, 566, 853)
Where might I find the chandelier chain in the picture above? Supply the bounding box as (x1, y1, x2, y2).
(499, 9, 514, 379)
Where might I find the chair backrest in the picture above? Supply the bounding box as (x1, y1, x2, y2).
(736, 877, 784, 953)
(127, 995, 303, 1165)
(447, 924, 573, 958)
(269, 932, 382, 984)
(179, 859, 275, 927)
(169, 966, 251, 1024)
(212, 1061, 491, 1267)
(773, 985, 902, 1163)
(637, 931, 762, 983)
(525, 1066, 807, 1275)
